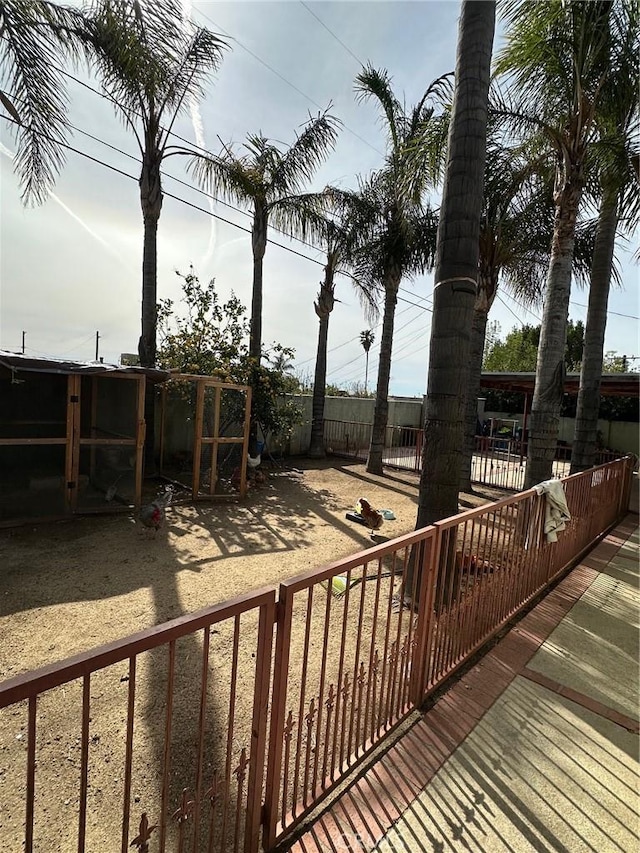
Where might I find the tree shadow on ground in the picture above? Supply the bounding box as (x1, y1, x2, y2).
(0, 463, 378, 624)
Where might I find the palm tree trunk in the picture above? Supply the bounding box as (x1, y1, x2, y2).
(250, 208, 267, 363)
(525, 181, 582, 488)
(459, 274, 496, 492)
(366, 268, 400, 475)
(571, 188, 618, 473)
(365, 352, 369, 394)
(138, 152, 162, 470)
(248, 208, 267, 455)
(417, 0, 495, 530)
(309, 263, 335, 458)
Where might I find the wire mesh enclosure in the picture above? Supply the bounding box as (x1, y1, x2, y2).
(0, 354, 163, 526)
(158, 376, 251, 500)
(0, 356, 252, 526)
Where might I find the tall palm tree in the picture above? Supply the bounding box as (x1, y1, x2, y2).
(308, 214, 377, 459)
(360, 329, 375, 394)
(353, 65, 449, 475)
(571, 20, 639, 472)
(495, 0, 632, 487)
(459, 142, 594, 492)
(190, 113, 339, 364)
(87, 0, 226, 372)
(0, 0, 89, 204)
(416, 0, 495, 528)
(459, 146, 548, 492)
(189, 112, 340, 452)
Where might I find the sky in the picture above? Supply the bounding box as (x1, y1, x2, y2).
(0, 0, 638, 397)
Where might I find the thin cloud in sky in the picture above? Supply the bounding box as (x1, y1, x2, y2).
(183, 0, 218, 272)
(0, 142, 132, 273)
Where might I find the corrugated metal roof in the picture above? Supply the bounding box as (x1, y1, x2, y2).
(0, 351, 170, 383)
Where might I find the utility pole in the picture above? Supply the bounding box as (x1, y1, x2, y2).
(21, 331, 25, 354)
(95, 331, 100, 362)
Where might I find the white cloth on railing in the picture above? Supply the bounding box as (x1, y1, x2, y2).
(533, 478, 571, 543)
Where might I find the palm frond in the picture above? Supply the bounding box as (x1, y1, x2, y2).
(406, 71, 454, 141)
(87, 0, 224, 150)
(188, 150, 263, 209)
(155, 24, 226, 129)
(269, 108, 341, 198)
(0, 0, 89, 203)
(354, 64, 402, 151)
(268, 192, 329, 245)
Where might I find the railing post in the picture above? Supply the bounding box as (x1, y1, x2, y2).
(410, 528, 441, 707)
(244, 597, 277, 853)
(262, 588, 294, 850)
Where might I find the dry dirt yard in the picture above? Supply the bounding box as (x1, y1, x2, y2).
(0, 459, 503, 677)
(0, 459, 503, 852)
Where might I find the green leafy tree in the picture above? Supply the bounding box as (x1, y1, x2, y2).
(483, 324, 539, 372)
(602, 351, 630, 373)
(496, 0, 633, 487)
(0, 0, 89, 204)
(157, 268, 303, 443)
(188, 110, 340, 452)
(482, 321, 584, 372)
(348, 63, 449, 474)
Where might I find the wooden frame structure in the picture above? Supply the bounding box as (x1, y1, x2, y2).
(158, 373, 252, 500)
(0, 356, 254, 525)
(0, 354, 157, 527)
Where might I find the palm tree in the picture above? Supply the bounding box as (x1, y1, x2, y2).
(87, 0, 226, 372)
(353, 65, 449, 475)
(495, 0, 632, 487)
(0, 0, 89, 204)
(189, 112, 340, 452)
(416, 0, 495, 528)
(571, 21, 639, 472)
(190, 113, 339, 363)
(360, 329, 375, 394)
(459, 141, 594, 492)
(308, 218, 377, 459)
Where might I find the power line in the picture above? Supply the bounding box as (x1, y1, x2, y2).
(0, 113, 330, 267)
(299, 1, 365, 67)
(326, 308, 426, 380)
(569, 299, 639, 321)
(193, 6, 384, 159)
(496, 291, 528, 327)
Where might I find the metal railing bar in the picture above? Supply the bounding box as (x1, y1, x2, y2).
(25, 696, 37, 853)
(77, 675, 91, 852)
(0, 588, 275, 708)
(120, 656, 137, 853)
(158, 640, 177, 852)
(192, 626, 211, 853)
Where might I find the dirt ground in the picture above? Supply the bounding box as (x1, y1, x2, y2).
(0, 458, 504, 851)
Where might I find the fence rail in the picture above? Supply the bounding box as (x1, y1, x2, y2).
(323, 419, 626, 490)
(0, 456, 634, 852)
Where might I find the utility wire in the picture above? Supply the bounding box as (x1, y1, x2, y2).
(36, 62, 435, 310)
(496, 291, 528, 327)
(299, 1, 365, 67)
(193, 6, 384, 158)
(0, 113, 329, 266)
(569, 299, 639, 321)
